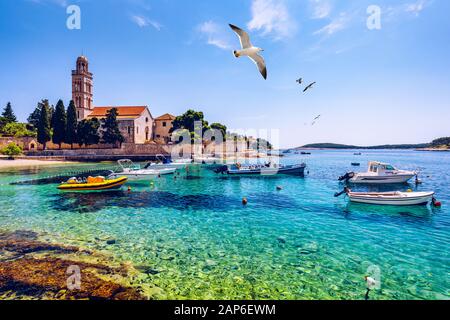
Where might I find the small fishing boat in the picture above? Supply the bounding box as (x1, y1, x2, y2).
(58, 176, 127, 191)
(335, 187, 436, 206)
(215, 163, 306, 176)
(351, 162, 361, 166)
(108, 159, 176, 180)
(339, 161, 417, 184)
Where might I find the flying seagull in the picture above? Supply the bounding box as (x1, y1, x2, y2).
(296, 78, 303, 85)
(229, 24, 267, 80)
(303, 82, 316, 93)
(311, 115, 321, 126)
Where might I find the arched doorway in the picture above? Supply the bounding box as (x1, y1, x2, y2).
(28, 140, 37, 151)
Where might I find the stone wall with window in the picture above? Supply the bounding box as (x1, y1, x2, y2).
(154, 118, 174, 144)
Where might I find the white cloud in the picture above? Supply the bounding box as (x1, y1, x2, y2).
(198, 21, 232, 50)
(385, 0, 432, 20)
(131, 15, 162, 30)
(309, 0, 332, 19)
(247, 0, 296, 40)
(313, 12, 349, 36)
(405, 0, 431, 17)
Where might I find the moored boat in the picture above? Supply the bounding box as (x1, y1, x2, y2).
(58, 176, 127, 191)
(215, 163, 306, 176)
(108, 159, 176, 180)
(143, 154, 192, 169)
(335, 187, 436, 206)
(339, 161, 416, 184)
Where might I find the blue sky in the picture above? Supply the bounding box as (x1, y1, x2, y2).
(0, 0, 449, 148)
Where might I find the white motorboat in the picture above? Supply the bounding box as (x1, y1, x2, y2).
(143, 154, 193, 169)
(193, 155, 223, 164)
(335, 187, 435, 206)
(108, 159, 176, 180)
(339, 161, 417, 184)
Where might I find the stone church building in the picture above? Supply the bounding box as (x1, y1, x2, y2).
(72, 56, 174, 144)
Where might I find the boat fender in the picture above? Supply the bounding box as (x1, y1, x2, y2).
(242, 197, 248, 205)
(432, 197, 442, 207)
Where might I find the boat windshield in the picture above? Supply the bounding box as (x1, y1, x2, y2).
(385, 165, 395, 170)
(118, 160, 140, 171)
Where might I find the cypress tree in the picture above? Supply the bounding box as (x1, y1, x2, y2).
(77, 118, 100, 147)
(101, 108, 125, 148)
(86, 118, 101, 146)
(66, 100, 78, 149)
(37, 103, 51, 150)
(2, 102, 17, 123)
(52, 100, 66, 149)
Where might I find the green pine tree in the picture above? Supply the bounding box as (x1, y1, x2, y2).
(2, 102, 17, 123)
(101, 108, 125, 148)
(37, 103, 51, 150)
(51, 100, 66, 149)
(65, 100, 78, 149)
(28, 100, 50, 130)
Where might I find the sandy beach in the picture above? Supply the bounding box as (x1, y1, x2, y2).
(0, 158, 74, 170)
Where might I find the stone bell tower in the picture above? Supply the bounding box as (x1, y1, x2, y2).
(72, 56, 93, 120)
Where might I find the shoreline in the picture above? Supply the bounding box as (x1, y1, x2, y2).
(0, 158, 76, 170)
(291, 147, 450, 152)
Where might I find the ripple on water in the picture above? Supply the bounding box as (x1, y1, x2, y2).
(1, 153, 449, 300)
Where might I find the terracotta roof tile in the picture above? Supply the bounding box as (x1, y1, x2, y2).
(87, 106, 147, 118)
(155, 113, 176, 121)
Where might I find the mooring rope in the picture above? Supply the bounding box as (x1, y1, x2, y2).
(10, 167, 114, 185)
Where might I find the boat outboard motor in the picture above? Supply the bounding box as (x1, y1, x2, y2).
(338, 172, 355, 183)
(214, 165, 228, 174)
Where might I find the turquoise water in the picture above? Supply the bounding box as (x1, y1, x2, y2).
(0, 150, 449, 300)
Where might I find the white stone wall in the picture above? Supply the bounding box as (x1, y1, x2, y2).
(133, 109, 154, 144)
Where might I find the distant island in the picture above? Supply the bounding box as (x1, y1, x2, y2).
(293, 137, 450, 151)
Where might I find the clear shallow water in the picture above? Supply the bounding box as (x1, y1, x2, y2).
(0, 150, 449, 300)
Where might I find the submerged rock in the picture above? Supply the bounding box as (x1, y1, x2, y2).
(134, 265, 160, 275)
(0, 230, 144, 300)
(0, 257, 143, 300)
(297, 242, 319, 255)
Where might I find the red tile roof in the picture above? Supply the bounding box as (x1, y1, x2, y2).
(87, 106, 147, 119)
(155, 113, 176, 121)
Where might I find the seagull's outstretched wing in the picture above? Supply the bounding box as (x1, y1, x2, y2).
(229, 24, 252, 49)
(248, 53, 267, 80)
(303, 82, 316, 92)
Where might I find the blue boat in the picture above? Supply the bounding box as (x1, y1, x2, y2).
(215, 163, 307, 176)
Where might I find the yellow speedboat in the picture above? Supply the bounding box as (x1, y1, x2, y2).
(58, 176, 127, 191)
